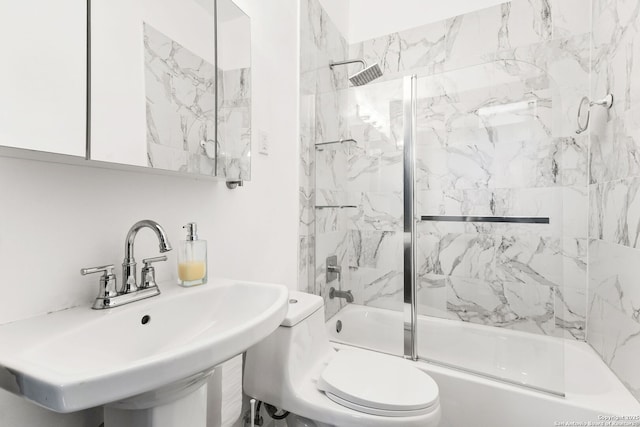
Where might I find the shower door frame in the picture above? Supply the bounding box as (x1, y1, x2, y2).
(403, 74, 418, 360)
(399, 66, 566, 396)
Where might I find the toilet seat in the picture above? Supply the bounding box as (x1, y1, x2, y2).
(317, 350, 439, 417)
(323, 391, 435, 417)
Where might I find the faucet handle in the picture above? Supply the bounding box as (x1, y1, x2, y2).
(140, 256, 167, 289)
(142, 256, 167, 266)
(81, 264, 115, 276)
(81, 264, 118, 304)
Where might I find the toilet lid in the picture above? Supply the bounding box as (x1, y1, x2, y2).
(317, 350, 439, 414)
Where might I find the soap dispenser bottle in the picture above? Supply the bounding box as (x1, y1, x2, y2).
(178, 222, 207, 287)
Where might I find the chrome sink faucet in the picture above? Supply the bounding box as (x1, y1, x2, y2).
(81, 220, 172, 309)
(122, 220, 172, 293)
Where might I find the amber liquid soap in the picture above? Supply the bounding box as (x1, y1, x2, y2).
(178, 223, 207, 287)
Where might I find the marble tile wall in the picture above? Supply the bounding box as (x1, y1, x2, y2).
(299, 0, 350, 318)
(143, 23, 217, 175)
(300, 0, 591, 338)
(344, 78, 405, 313)
(300, 0, 640, 403)
(345, 0, 589, 339)
(588, 0, 640, 402)
(411, 61, 590, 339)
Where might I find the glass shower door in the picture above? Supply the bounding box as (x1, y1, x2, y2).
(315, 59, 565, 395)
(315, 76, 407, 357)
(411, 61, 565, 395)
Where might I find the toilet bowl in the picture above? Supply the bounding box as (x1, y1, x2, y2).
(244, 292, 441, 427)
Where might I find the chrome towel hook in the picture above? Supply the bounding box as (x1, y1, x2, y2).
(576, 94, 613, 134)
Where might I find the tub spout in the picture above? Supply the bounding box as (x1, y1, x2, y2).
(329, 287, 354, 303)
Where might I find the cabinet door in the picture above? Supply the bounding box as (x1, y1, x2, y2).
(0, 0, 86, 157)
(216, 0, 251, 181)
(89, 0, 217, 176)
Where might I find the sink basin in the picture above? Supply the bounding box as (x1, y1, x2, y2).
(0, 278, 288, 413)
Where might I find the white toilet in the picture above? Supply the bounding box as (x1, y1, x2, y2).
(244, 291, 441, 427)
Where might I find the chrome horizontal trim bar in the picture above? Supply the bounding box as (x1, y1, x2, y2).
(314, 138, 357, 147)
(315, 205, 358, 209)
(420, 215, 549, 224)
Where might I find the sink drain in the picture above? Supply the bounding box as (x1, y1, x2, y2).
(336, 320, 342, 333)
(141, 315, 151, 325)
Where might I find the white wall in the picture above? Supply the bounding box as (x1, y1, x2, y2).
(317, 0, 350, 39)
(218, 14, 251, 71)
(347, 0, 507, 43)
(0, 0, 299, 425)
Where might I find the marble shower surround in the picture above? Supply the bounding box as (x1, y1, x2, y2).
(300, 0, 592, 351)
(300, 0, 640, 403)
(587, 0, 640, 402)
(143, 23, 216, 175)
(300, 0, 589, 337)
(299, 0, 350, 319)
(344, 63, 589, 339)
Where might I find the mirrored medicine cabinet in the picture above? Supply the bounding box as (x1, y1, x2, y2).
(0, 0, 251, 181)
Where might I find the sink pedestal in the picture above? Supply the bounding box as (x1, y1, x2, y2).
(104, 369, 213, 427)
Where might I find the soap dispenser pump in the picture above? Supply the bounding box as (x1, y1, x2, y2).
(178, 222, 207, 287)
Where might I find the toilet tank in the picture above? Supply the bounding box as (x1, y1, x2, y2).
(244, 292, 334, 407)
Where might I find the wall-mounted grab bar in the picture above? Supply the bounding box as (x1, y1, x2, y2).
(420, 215, 549, 224)
(576, 94, 613, 134)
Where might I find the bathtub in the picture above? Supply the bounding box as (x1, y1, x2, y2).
(327, 304, 640, 427)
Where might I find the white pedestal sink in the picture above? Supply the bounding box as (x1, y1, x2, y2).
(0, 279, 288, 427)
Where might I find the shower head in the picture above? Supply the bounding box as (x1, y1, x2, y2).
(349, 63, 383, 86)
(329, 59, 383, 86)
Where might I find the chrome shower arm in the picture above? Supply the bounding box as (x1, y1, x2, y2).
(329, 59, 367, 70)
